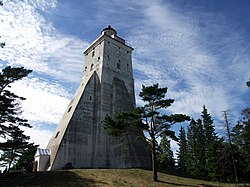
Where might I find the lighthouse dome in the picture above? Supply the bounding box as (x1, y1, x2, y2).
(101, 25, 117, 36)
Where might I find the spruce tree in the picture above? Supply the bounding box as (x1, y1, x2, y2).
(201, 105, 220, 180)
(185, 118, 206, 178)
(158, 135, 175, 170)
(186, 119, 197, 176)
(195, 119, 206, 177)
(177, 126, 187, 173)
(240, 108, 250, 174)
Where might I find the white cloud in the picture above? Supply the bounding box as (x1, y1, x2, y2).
(10, 77, 71, 125)
(0, 0, 88, 83)
(23, 126, 54, 149)
(129, 1, 249, 120)
(171, 140, 179, 159)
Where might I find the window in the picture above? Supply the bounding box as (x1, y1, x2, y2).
(68, 106, 72, 113)
(55, 131, 60, 138)
(92, 51, 95, 57)
(117, 63, 120, 69)
(85, 66, 87, 71)
(98, 57, 100, 61)
(90, 64, 94, 71)
(90, 96, 92, 100)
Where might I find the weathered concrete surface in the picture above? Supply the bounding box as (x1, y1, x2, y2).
(46, 26, 151, 170)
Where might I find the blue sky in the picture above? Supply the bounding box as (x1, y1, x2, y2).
(0, 0, 250, 153)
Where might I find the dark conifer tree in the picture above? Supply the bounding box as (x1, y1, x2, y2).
(12, 144, 38, 172)
(195, 119, 206, 177)
(0, 125, 37, 171)
(0, 66, 34, 170)
(185, 118, 206, 178)
(0, 66, 32, 137)
(158, 135, 175, 170)
(177, 126, 187, 173)
(186, 119, 197, 176)
(240, 108, 250, 175)
(201, 105, 220, 180)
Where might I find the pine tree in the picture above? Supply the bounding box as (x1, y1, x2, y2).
(0, 125, 36, 171)
(103, 84, 190, 181)
(12, 144, 38, 172)
(0, 66, 34, 171)
(177, 126, 187, 173)
(0, 66, 32, 137)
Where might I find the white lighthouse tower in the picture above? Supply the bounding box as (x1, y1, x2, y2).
(39, 26, 151, 170)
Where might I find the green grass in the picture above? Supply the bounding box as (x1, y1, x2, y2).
(10, 169, 249, 187)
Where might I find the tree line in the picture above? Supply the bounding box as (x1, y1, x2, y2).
(177, 106, 250, 182)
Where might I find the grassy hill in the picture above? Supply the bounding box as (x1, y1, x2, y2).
(6, 169, 249, 187)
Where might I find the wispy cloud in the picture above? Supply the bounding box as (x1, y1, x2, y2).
(126, 1, 250, 119)
(1, 0, 88, 83)
(11, 77, 71, 125)
(22, 126, 54, 148)
(0, 0, 85, 148)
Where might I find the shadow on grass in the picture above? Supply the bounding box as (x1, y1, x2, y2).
(157, 179, 200, 187)
(11, 170, 107, 187)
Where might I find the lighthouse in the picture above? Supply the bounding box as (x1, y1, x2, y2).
(39, 26, 151, 170)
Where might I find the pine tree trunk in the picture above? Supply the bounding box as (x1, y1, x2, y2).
(152, 139, 158, 181)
